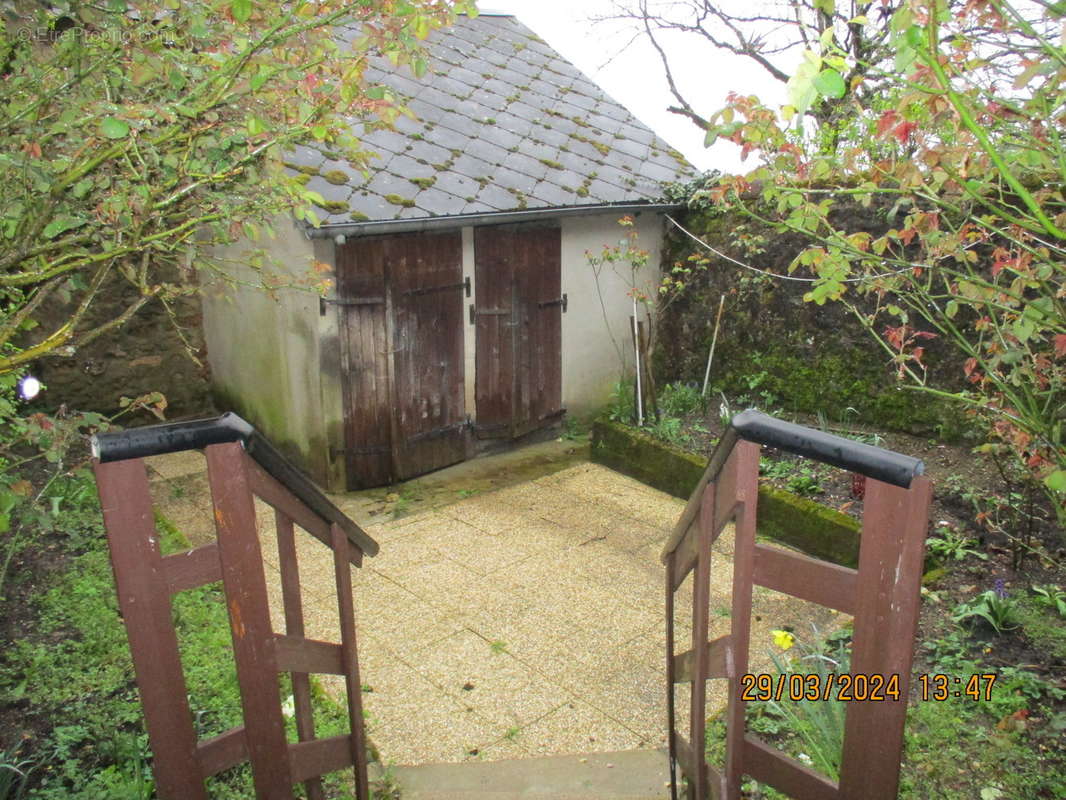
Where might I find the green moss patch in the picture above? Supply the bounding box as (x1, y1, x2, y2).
(384, 194, 416, 208)
(409, 176, 436, 190)
(282, 161, 321, 176)
(322, 169, 349, 185)
(314, 199, 348, 214)
(591, 419, 861, 566)
(572, 132, 610, 156)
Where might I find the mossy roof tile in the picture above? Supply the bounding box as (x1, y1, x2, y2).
(303, 13, 696, 227)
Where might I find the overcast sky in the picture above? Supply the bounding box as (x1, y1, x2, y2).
(483, 1, 789, 175)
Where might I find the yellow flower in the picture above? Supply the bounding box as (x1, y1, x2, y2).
(772, 629, 795, 650)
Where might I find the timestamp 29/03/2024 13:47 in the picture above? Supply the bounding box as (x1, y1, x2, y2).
(740, 672, 998, 703)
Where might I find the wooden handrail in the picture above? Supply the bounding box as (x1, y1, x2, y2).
(661, 410, 923, 561)
(92, 412, 379, 557)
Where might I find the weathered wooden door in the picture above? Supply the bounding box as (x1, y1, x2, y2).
(472, 225, 563, 440)
(337, 231, 466, 489)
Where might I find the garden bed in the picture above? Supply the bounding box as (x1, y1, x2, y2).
(591, 418, 861, 567)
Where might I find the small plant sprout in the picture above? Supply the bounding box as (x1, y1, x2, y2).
(952, 584, 1020, 634)
(1030, 585, 1066, 618)
(926, 523, 987, 563)
(489, 640, 508, 654)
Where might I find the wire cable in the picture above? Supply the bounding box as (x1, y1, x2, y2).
(665, 215, 918, 284)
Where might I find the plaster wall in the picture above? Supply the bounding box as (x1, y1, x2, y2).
(557, 211, 664, 415)
(461, 227, 477, 420)
(200, 217, 329, 482)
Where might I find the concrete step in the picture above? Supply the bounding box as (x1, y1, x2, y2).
(388, 748, 672, 799)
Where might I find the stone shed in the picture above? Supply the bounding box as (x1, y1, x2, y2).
(201, 12, 696, 491)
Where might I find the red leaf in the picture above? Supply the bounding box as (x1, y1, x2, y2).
(893, 120, 918, 144)
(877, 110, 900, 137)
(1054, 334, 1066, 359)
(899, 227, 918, 245)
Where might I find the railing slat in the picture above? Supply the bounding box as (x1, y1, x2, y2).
(162, 542, 221, 595)
(672, 635, 733, 684)
(197, 727, 249, 779)
(751, 543, 858, 615)
(274, 634, 346, 675)
(742, 734, 839, 800)
(674, 732, 697, 785)
(289, 735, 353, 784)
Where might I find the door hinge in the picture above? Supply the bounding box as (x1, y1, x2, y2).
(538, 294, 567, 312)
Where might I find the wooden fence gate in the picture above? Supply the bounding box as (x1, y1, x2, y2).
(92, 414, 379, 800)
(662, 410, 932, 800)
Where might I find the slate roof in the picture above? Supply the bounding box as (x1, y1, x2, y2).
(285, 13, 697, 228)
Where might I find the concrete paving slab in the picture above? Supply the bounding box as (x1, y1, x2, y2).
(516, 699, 646, 756)
(414, 629, 563, 729)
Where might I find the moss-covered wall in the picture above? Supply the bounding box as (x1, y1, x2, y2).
(656, 206, 967, 438)
(592, 419, 860, 567)
(27, 269, 214, 420)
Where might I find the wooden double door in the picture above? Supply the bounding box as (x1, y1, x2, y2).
(338, 225, 562, 490)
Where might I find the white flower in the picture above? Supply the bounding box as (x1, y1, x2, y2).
(281, 695, 295, 719)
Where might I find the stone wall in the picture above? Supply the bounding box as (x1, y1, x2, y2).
(654, 205, 968, 438)
(29, 276, 214, 421)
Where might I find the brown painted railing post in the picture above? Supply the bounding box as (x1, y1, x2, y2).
(276, 510, 327, 800)
(665, 548, 679, 800)
(206, 442, 296, 800)
(839, 476, 932, 798)
(332, 523, 371, 800)
(722, 440, 760, 800)
(95, 458, 209, 800)
(688, 482, 715, 800)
